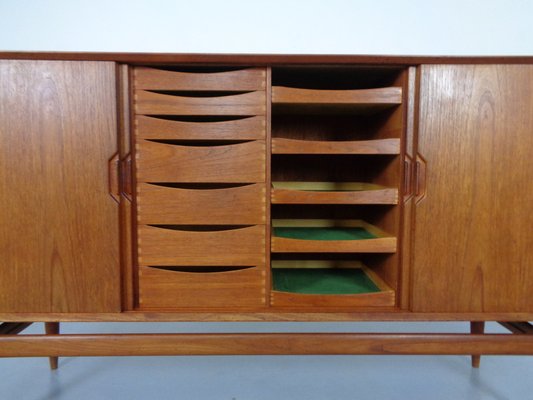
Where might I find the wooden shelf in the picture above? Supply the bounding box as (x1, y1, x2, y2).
(272, 138, 400, 155)
(271, 219, 397, 253)
(271, 182, 398, 205)
(272, 86, 402, 114)
(270, 261, 395, 307)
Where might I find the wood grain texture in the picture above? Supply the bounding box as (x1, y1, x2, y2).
(136, 140, 266, 183)
(135, 67, 266, 91)
(136, 115, 265, 140)
(0, 60, 121, 313)
(271, 138, 400, 154)
(411, 65, 533, 313)
(1, 333, 532, 357)
(137, 183, 266, 225)
(135, 90, 266, 116)
(138, 266, 265, 308)
(138, 225, 265, 266)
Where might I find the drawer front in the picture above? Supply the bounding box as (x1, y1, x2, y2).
(135, 90, 266, 116)
(138, 266, 265, 308)
(136, 115, 265, 141)
(135, 67, 266, 91)
(137, 183, 266, 225)
(138, 225, 265, 266)
(136, 140, 266, 183)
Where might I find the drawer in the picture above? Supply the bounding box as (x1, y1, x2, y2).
(137, 183, 266, 225)
(138, 265, 266, 308)
(138, 225, 265, 266)
(135, 90, 265, 116)
(134, 67, 266, 91)
(136, 140, 265, 183)
(136, 115, 265, 141)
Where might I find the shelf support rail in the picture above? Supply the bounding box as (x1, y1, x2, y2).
(1, 328, 533, 359)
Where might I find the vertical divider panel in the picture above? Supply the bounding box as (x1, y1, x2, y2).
(265, 67, 273, 306)
(117, 63, 135, 311)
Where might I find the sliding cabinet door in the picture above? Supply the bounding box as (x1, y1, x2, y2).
(0, 61, 121, 312)
(411, 65, 533, 313)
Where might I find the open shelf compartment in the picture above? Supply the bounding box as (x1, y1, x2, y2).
(271, 260, 395, 307)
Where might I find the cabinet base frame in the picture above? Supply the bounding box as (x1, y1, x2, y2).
(1, 322, 532, 359)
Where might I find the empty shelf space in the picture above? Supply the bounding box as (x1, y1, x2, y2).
(270, 261, 395, 307)
(272, 138, 400, 154)
(272, 86, 402, 114)
(271, 219, 397, 253)
(271, 182, 398, 205)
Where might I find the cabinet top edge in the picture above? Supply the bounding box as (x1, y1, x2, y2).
(1, 52, 533, 65)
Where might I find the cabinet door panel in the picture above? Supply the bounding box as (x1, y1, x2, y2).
(411, 65, 533, 313)
(0, 61, 121, 313)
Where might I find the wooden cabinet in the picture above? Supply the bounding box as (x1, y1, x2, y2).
(0, 53, 532, 362)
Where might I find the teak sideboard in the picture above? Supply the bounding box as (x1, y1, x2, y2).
(0, 53, 532, 369)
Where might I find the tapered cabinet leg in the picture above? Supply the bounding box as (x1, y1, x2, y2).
(470, 321, 485, 368)
(44, 322, 60, 370)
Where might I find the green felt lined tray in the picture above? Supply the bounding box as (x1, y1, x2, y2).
(272, 182, 387, 192)
(272, 226, 376, 241)
(271, 219, 397, 253)
(272, 268, 379, 295)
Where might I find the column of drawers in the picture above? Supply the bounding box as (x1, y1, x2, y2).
(133, 66, 267, 309)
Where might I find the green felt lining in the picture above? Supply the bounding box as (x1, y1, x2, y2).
(272, 268, 380, 295)
(272, 181, 385, 192)
(272, 227, 376, 241)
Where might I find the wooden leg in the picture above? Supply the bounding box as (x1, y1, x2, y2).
(470, 321, 485, 368)
(44, 322, 60, 370)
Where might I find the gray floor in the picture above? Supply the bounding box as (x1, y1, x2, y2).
(1, 322, 532, 400)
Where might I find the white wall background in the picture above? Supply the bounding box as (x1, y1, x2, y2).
(0, 0, 532, 55)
